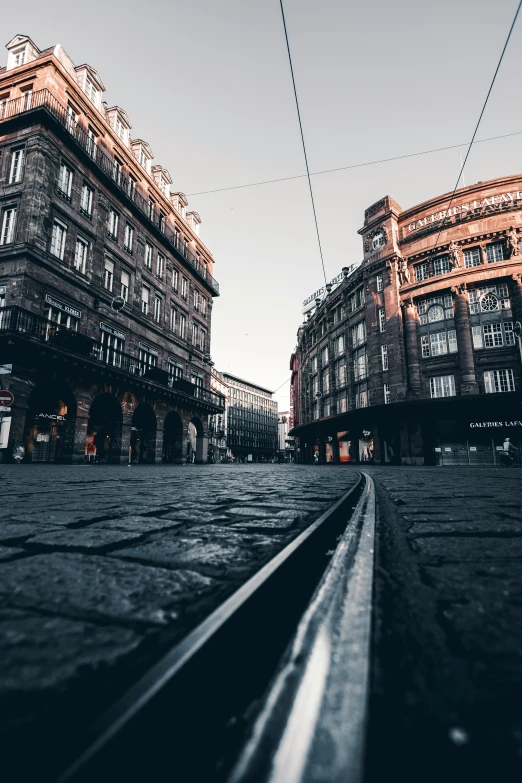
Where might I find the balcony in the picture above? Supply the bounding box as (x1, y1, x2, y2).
(0, 89, 219, 297)
(0, 306, 225, 412)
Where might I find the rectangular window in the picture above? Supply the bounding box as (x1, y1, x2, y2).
(376, 273, 383, 292)
(84, 77, 98, 106)
(200, 328, 207, 352)
(124, 223, 133, 253)
(104, 258, 114, 291)
(483, 322, 503, 348)
(321, 345, 329, 365)
(415, 262, 429, 281)
(433, 256, 450, 276)
(0, 207, 17, 245)
(384, 383, 391, 404)
(100, 331, 123, 368)
(351, 320, 366, 347)
(57, 162, 72, 199)
(138, 345, 158, 374)
(353, 347, 368, 381)
(350, 287, 365, 312)
(168, 360, 183, 384)
(429, 331, 448, 356)
(484, 369, 515, 394)
(9, 147, 25, 184)
(87, 127, 98, 158)
(336, 334, 344, 356)
(192, 322, 198, 346)
(499, 283, 511, 310)
(80, 183, 93, 216)
(179, 313, 186, 339)
(504, 321, 516, 345)
(141, 285, 150, 315)
(170, 306, 177, 332)
(379, 307, 386, 332)
(108, 210, 119, 241)
(338, 397, 347, 413)
(448, 329, 458, 353)
(486, 243, 504, 263)
(172, 268, 179, 291)
(472, 325, 483, 350)
(144, 243, 152, 270)
(50, 220, 67, 259)
(74, 237, 88, 274)
(381, 343, 388, 370)
(194, 289, 199, 311)
(322, 369, 330, 394)
(181, 277, 188, 299)
(430, 375, 456, 398)
(337, 362, 347, 386)
(464, 247, 481, 268)
(120, 270, 130, 302)
(201, 296, 207, 316)
(355, 382, 368, 409)
(156, 254, 164, 279)
(154, 295, 162, 323)
(311, 356, 317, 373)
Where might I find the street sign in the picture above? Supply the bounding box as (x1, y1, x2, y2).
(0, 364, 12, 375)
(0, 407, 11, 413)
(0, 391, 14, 406)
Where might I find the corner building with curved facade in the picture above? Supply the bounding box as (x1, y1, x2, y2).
(290, 175, 522, 466)
(0, 35, 224, 464)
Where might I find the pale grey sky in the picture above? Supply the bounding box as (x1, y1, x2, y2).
(6, 0, 522, 408)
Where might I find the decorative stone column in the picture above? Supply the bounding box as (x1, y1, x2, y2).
(511, 273, 522, 325)
(452, 284, 479, 395)
(402, 299, 422, 398)
(195, 432, 208, 464)
(72, 391, 91, 464)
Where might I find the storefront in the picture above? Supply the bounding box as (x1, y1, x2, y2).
(24, 382, 77, 463)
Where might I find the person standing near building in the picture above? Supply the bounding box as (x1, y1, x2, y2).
(502, 437, 517, 467)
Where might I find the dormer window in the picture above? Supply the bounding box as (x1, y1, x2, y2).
(84, 76, 99, 107)
(131, 140, 153, 175)
(6, 36, 40, 71)
(107, 107, 131, 147)
(13, 47, 26, 67)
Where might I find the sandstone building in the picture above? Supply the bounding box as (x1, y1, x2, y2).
(290, 176, 522, 465)
(0, 35, 224, 463)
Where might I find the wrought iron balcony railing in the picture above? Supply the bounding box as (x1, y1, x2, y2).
(0, 89, 219, 296)
(0, 306, 225, 411)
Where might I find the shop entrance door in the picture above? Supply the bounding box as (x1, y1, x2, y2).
(32, 420, 60, 462)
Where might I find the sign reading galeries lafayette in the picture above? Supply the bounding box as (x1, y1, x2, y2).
(407, 189, 522, 232)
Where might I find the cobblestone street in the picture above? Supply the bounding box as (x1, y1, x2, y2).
(1, 464, 521, 782)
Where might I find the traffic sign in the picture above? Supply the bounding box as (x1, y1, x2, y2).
(0, 390, 14, 406)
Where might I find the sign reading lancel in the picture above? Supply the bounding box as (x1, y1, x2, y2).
(407, 190, 522, 232)
(470, 420, 522, 428)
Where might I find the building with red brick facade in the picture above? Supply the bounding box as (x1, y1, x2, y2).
(0, 35, 224, 463)
(290, 176, 522, 466)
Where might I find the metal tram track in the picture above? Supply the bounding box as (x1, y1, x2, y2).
(54, 471, 376, 783)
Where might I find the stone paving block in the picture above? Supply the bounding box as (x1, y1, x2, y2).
(0, 609, 142, 694)
(0, 522, 61, 542)
(229, 519, 296, 530)
(24, 529, 143, 550)
(412, 537, 522, 562)
(162, 541, 274, 572)
(87, 517, 184, 533)
(0, 546, 26, 561)
(408, 521, 521, 537)
(0, 553, 215, 625)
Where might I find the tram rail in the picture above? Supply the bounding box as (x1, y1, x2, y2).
(54, 471, 375, 783)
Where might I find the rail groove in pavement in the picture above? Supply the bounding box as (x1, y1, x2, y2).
(55, 472, 374, 783)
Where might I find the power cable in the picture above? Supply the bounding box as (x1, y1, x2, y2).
(431, 0, 522, 251)
(279, 0, 327, 287)
(186, 130, 522, 197)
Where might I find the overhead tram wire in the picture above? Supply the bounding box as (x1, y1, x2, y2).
(279, 0, 328, 288)
(186, 130, 522, 197)
(431, 0, 522, 251)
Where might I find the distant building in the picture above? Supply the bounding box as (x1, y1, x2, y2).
(208, 369, 229, 462)
(223, 373, 278, 461)
(277, 411, 295, 461)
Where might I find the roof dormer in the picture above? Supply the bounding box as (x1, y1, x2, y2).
(186, 211, 202, 236)
(6, 35, 40, 71)
(131, 139, 153, 174)
(106, 106, 131, 146)
(75, 64, 105, 109)
(151, 165, 172, 198)
(170, 192, 188, 218)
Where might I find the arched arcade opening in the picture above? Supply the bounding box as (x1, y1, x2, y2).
(86, 394, 123, 464)
(131, 403, 157, 464)
(163, 410, 183, 463)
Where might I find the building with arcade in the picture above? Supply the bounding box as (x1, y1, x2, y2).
(290, 175, 522, 466)
(0, 35, 224, 463)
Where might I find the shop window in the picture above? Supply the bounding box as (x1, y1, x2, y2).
(483, 322, 503, 348)
(415, 262, 429, 282)
(74, 237, 89, 274)
(486, 243, 504, 263)
(0, 206, 17, 245)
(430, 375, 456, 398)
(9, 147, 25, 184)
(50, 220, 67, 259)
(464, 247, 481, 268)
(484, 369, 515, 394)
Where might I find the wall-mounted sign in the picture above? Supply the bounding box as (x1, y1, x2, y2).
(36, 413, 66, 421)
(470, 420, 522, 428)
(407, 190, 522, 232)
(0, 390, 14, 406)
(45, 294, 81, 319)
(302, 266, 358, 312)
(469, 446, 477, 452)
(111, 296, 125, 312)
(139, 342, 158, 356)
(100, 322, 126, 340)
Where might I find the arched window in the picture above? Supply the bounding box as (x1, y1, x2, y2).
(427, 304, 444, 323)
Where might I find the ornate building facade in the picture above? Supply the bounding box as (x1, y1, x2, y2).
(0, 35, 224, 463)
(290, 176, 522, 465)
